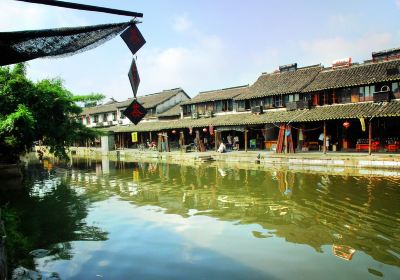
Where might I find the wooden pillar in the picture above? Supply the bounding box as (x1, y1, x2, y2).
(165, 133, 170, 152)
(243, 129, 247, 152)
(215, 130, 218, 151)
(158, 133, 162, 152)
(323, 121, 327, 154)
(149, 131, 152, 141)
(368, 120, 372, 155)
(140, 132, 144, 144)
(196, 130, 200, 152)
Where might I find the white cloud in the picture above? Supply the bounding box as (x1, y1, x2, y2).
(396, 0, 400, 8)
(299, 32, 394, 66)
(137, 36, 231, 96)
(172, 14, 193, 33)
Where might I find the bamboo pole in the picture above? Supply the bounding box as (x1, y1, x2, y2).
(17, 0, 143, 18)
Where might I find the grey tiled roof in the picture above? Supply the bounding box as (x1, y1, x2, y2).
(81, 88, 187, 115)
(182, 85, 249, 105)
(303, 59, 400, 92)
(235, 66, 322, 100)
(103, 101, 400, 132)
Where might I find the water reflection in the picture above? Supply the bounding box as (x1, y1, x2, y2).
(1, 157, 400, 279)
(0, 165, 108, 273)
(68, 157, 400, 268)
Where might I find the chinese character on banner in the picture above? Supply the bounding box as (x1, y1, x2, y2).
(123, 99, 147, 125)
(131, 132, 138, 142)
(120, 24, 146, 55)
(128, 58, 140, 97)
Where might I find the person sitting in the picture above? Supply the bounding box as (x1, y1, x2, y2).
(217, 142, 226, 153)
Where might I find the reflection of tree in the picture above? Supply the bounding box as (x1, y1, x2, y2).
(0, 167, 108, 273)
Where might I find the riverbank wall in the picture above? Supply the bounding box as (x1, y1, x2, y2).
(68, 147, 400, 171)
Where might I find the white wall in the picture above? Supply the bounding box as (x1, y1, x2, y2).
(156, 91, 189, 114)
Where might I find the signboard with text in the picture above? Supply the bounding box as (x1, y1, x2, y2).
(123, 99, 147, 125)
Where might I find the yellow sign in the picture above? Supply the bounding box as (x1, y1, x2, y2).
(360, 117, 366, 132)
(133, 169, 139, 182)
(131, 132, 138, 142)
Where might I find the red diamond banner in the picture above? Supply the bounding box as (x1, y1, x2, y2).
(128, 58, 140, 97)
(123, 99, 147, 125)
(120, 24, 146, 55)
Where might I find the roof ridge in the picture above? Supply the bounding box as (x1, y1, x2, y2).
(199, 84, 249, 94)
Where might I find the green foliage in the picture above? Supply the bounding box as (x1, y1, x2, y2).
(0, 63, 102, 162)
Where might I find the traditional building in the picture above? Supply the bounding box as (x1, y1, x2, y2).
(83, 47, 400, 153)
(80, 88, 190, 128)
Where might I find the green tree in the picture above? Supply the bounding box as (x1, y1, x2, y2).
(0, 64, 104, 163)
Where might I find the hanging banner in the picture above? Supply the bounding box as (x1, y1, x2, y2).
(128, 58, 140, 97)
(120, 24, 146, 55)
(209, 125, 214, 135)
(131, 132, 138, 142)
(360, 117, 366, 132)
(123, 99, 147, 125)
(189, 127, 193, 135)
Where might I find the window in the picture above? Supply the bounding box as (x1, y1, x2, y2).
(263, 97, 273, 109)
(93, 114, 99, 123)
(197, 104, 205, 115)
(274, 95, 283, 107)
(250, 99, 261, 108)
(359, 85, 375, 101)
(103, 113, 108, 122)
(245, 100, 251, 110)
(183, 105, 191, 116)
(237, 100, 246, 111)
(392, 82, 400, 99)
(120, 112, 125, 119)
(86, 116, 90, 124)
(112, 112, 117, 121)
(337, 88, 351, 104)
(288, 94, 299, 102)
(215, 100, 223, 112)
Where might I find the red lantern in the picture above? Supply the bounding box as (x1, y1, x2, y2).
(343, 121, 350, 129)
(172, 130, 176, 134)
(203, 128, 207, 132)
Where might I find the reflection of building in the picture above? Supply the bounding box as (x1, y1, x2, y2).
(332, 245, 356, 261)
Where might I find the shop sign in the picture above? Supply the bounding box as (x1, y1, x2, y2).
(131, 132, 138, 142)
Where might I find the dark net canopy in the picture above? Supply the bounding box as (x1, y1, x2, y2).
(0, 21, 132, 66)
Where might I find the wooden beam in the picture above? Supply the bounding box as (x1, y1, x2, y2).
(16, 0, 143, 18)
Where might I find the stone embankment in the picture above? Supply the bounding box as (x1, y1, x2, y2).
(66, 147, 400, 176)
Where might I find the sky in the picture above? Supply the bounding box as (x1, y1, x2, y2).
(1, 0, 400, 101)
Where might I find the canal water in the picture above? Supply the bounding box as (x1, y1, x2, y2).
(1, 157, 399, 279)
